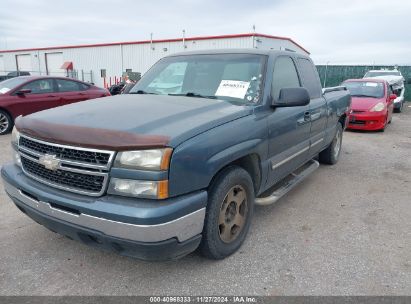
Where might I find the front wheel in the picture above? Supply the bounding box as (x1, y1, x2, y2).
(319, 123, 343, 165)
(0, 110, 13, 135)
(199, 166, 254, 259)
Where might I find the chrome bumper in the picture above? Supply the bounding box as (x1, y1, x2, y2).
(3, 179, 205, 243)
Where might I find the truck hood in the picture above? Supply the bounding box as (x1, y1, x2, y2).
(16, 94, 253, 150)
(351, 96, 385, 111)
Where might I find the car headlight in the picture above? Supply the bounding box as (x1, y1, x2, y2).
(10, 127, 21, 167)
(11, 127, 20, 148)
(108, 178, 168, 199)
(114, 148, 172, 170)
(370, 102, 385, 112)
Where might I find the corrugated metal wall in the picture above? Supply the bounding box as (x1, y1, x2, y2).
(317, 65, 411, 100)
(0, 35, 308, 87)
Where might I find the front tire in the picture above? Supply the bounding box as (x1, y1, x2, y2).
(319, 123, 343, 165)
(0, 110, 13, 135)
(199, 166, 254, 259)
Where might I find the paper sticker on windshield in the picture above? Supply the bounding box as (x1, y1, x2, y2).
(0, 88, 10, 94)
(365, 82, 378, 87)
(215, 80, 250, 99)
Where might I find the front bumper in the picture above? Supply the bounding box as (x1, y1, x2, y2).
(1, 164, 207, 260)
(347, 112, 386, 131)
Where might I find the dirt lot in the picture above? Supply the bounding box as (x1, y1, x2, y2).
(0, 106, 410, 296)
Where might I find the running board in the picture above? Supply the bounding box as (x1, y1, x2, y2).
(255, 159, 320, 206)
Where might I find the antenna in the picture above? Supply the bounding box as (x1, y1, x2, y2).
(182, 29, 187, 49)
(150, 33, 155, 50)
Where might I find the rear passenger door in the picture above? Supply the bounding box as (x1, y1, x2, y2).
(266, 55, 311, 186)
(55, 79, 90, 105)
(297, 58, 328, 155)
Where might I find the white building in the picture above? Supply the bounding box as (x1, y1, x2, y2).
(0, 33, 309, 87)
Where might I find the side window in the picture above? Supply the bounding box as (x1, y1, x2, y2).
(21, 79, 54, 94)
(56, 79, 82, 92)
(271, 56, 300, 101)
(297, 58, 322, 98)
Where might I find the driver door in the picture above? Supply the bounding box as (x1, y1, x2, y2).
(13, 79, 60, 116)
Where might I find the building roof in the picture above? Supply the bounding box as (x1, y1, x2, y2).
(0, 33, 309, 54)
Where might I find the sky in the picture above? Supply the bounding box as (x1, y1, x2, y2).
(0, 0, 410, 65)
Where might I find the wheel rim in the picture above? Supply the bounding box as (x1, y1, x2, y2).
(0, 113, 9, 133)
(218, 185, 248, 243)
(333, 129, 342, 158)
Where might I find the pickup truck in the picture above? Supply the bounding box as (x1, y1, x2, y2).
(1, 49, 351, 260)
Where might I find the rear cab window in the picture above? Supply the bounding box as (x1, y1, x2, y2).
(297, 58, 322, 98)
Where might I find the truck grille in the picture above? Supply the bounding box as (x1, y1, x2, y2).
(19, 136, 111, 165)
(21, 157, 105, 193)
(18, 135, 115, 196)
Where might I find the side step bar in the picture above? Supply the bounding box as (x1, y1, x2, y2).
(255, 159, 320, 206)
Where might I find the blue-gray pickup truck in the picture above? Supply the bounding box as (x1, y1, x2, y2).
(1, 49, 351, 260)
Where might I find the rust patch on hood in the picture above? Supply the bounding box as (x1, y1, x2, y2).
(15, 116, 170, 151)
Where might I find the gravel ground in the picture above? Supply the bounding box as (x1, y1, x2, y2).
(0, 105, 410, 296)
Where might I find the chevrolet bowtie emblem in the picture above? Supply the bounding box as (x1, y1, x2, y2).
(38, 154, 60, 171)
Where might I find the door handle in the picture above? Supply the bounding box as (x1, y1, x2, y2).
(47, 95, 57, 97)
(298, 111, 311, 125)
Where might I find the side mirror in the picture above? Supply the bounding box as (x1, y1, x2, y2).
(272, 87, 310, 107)
(389, 94, 397, 101)
(15, 89, 31, 96)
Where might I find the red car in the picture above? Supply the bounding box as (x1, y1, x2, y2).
(343, 79, 396, 132)
(0, 76, 110, 135)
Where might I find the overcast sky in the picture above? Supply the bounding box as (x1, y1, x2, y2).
(1, 0, 410, 65)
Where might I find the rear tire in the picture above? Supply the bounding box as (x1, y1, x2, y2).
(199, 166, 254, 259)
(319, 123, 343, 165)
(394, 101, 403, 113)
(0, 110, 13, 135)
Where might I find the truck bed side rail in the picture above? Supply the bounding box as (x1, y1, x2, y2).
(322, 86, 347, 94)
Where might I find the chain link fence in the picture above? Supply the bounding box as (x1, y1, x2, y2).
(316, 65, 411, 100)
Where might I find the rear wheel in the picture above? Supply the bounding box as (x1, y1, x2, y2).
(319, 123, 343, 165)
(0, 110, 13, 135)
(199, 166, 254, 259)
(394, 101, 403, 113)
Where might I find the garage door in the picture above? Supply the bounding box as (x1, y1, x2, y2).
(16, 54, 32, 72)
(0, 56, 5, 75)
(45, 52, 63, 76)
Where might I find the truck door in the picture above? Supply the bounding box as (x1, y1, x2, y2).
(266, 56, 311, 187)
(296, 58, 328, 155)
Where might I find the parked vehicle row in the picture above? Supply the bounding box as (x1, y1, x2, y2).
(0, 71, 31, 82)
(342, 68, 407, 132)
(1, 49, 351, 260)
(0, 76, 110, 135)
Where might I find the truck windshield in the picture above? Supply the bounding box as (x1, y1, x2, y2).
(0, 77, 28, 94)
(130, 54, 266, 104)
(364, 71, 401, 77)
(343, 81, 384, 98)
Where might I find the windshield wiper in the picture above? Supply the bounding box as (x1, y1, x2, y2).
(130, 90, 158, 95)
(168, 92, 217, 99)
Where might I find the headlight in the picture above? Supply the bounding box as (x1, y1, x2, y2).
(370, 102, 385, 112)
(115, 148, 172, 170)
(11, 127, 20, 148)
(108, 178, 168, 199)
(11, 127, 21, 167)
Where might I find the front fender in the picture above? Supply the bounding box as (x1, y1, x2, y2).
(168, 113, 268, 197)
